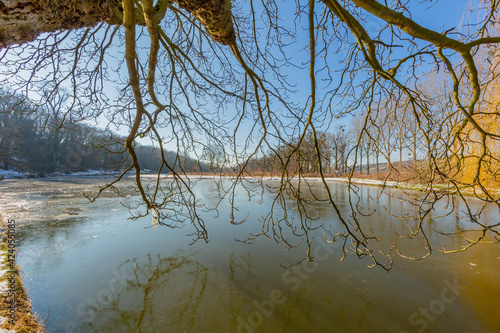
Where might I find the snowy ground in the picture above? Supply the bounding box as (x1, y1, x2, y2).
(0, 169, 419, 190)
(158, 174, 474, 193)
(3, 171, 497, 196)
(0, 169, 27, 179)
(160, 174, 401, 188)
(0, 169, 120, 180)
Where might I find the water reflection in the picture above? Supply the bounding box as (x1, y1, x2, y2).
(70, 251, 212, 332)
(1, 178, 498, 332)
(61, 249, 388, 333)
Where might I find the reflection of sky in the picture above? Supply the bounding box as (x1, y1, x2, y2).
(9, 178, 499, 332)
(0, 0, 474, 157)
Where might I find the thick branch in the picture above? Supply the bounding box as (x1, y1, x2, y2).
(0, 0, 236, 49)
(173, 0, 235, 45)
(349, 0, 499, 51)
(0, 0, 122, 48)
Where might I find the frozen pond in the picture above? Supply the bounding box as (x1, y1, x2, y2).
(0, 177, 498, 332)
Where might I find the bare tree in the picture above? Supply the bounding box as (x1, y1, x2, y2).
(329, 126, 349, 176)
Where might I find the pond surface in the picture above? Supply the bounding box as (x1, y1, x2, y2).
(0, 177, 498, 332)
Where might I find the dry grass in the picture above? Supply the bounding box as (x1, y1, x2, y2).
(0, 215, 45, 332)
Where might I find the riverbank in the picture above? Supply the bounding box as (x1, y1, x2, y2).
(160, 173, 500, 199)
(3, 170, 498, 199)
(0, 215, 45, 333)
(0, 169, 122, 180)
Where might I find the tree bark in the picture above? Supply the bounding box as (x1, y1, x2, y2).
(366, 149, 370, 175)
(0, 0, 122, 49)
(0, 0, 235, 49)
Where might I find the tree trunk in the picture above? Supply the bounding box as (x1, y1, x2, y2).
(0, 0, 236, 49)
(366, 148, 370, 175)
(399, 145, 403, 168)
(0, 0, 122, 49)
(413, 135, 418, 167)
(359, 147, 363, 175)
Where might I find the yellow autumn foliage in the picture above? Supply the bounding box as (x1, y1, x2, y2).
(456, 54, 500, 189)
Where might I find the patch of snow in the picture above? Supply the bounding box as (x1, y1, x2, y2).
(69, 169, 105, 176)
(0, 321, 15, 333)
(0, 168, 121, 179)
(0, 281, 7, 294)
(161, 175, 402, 188)
(0, 169, 28, 179)
(62, 169, 122, 177)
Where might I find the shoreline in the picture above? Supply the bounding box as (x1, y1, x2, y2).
(158, 174, 500, 198)
(0, 215, 45, 332)
(0, 169, 122, 180)
(2, 171, 498, 199)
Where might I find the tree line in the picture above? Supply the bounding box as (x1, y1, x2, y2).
(244, 128, 349, 177)
(245, 78, 500, 187)
(244, 113, 424, 179)
(0, 90, 208, 176)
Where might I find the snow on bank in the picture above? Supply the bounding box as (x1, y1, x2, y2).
(160, 174, 400, 187)
(4, 171, 497, 197)
(0, 169, 120, 180)
(157, 174, 464, 193)
(0, 169, 28, 179)
(62, 169, 120, 177)
(322, 177, 398, 187)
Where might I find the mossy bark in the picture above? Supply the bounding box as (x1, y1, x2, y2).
(0, 0, 122, 49)
(0, 0, 235, 49)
